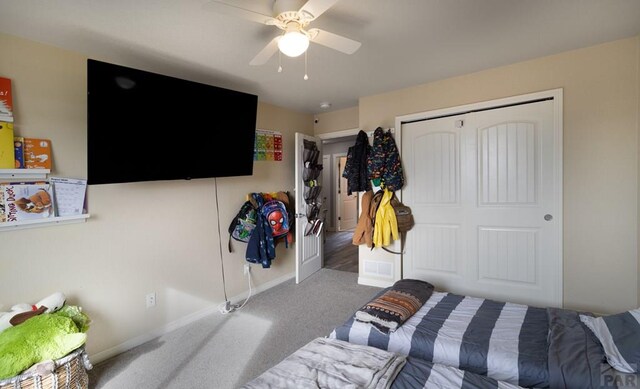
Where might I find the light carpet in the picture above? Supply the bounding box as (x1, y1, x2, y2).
(88, 268, 382, 389)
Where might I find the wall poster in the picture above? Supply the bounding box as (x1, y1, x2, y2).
(254, 129, 283, 161)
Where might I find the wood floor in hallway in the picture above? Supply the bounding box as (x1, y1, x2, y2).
(324, 230, 358, 273)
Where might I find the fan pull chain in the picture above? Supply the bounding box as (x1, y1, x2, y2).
(278, 51, 283, 73)
(303, 50, 309, 80)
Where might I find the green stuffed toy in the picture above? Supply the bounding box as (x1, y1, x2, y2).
(0, 307, 90, 379)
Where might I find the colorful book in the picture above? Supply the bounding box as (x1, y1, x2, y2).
(0, 122, 14, 169)
(14, 136, 24, 168)
(2, 182, 55, 221)
(0, 77, 13, 123)
(24, 138, 52, 169)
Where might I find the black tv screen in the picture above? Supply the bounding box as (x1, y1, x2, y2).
(87, 59, 257, 185)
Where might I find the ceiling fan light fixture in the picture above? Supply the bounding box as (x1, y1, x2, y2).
(278, 30, 309, 57)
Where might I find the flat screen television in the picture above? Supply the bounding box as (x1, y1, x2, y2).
(87, 59, 258, 185)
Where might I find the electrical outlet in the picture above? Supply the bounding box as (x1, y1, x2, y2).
(244, 264, 251, 275)
(146, 292, 156, 308)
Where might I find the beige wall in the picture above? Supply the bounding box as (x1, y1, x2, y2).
(354, 36, 639, 314)
(0, 33, 313, 358)
(1, 30, 639, 363)
(313, 106, 358, 134)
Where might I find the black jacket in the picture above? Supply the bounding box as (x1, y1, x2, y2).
(342, 130, 372, 195)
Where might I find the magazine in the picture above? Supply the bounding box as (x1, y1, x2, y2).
(2, 182, 55, 221)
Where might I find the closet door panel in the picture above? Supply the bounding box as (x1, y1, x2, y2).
(402, 98, 561, 308)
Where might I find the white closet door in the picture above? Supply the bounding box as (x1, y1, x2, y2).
(402, 100, 561, 307)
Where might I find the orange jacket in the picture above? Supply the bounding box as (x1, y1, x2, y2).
(351, 190, 374, 247)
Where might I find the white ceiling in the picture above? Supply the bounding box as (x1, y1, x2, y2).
(1, 0, 639, 114)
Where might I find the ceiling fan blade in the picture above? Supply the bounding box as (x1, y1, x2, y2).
(203, 1, 275, 25)
(298, 0, 340, 21)
(308, 28, 361, 55)
(250, 36, 280, 66)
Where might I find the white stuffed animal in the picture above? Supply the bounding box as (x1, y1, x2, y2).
(0, 292, 66, 333)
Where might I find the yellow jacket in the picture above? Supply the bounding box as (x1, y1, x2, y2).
(373, 188, 398, 248)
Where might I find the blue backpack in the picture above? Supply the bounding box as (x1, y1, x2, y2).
(262, 199, 290, 243)
(246, 193, 294, 268)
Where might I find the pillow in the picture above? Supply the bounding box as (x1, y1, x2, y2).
(0, 313, 87, 379)
(355, 279, 434, 334)
(580, 308, 640, 373)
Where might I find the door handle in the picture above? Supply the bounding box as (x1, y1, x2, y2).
(544, 214, 553, 221)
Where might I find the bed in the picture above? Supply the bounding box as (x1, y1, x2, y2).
(242, 336, 526, 389)
(242, 280, 638, 388)
(328, 283, 639, 389)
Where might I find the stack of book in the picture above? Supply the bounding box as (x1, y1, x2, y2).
(0, 77, 52, 170)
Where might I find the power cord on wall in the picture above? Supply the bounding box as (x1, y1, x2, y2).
(218, 264, 253, 315)
(214, 177, 254, 315)
(218, 265, 253, 314)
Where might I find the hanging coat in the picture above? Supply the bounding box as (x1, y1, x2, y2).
(367, 127, 386, 188)
(373, 188, 398, 248)
(246, 194, 276, 268)
(381, 130, 404, 191)
(367, 127, 405, 191)
(351, 190, 374, 248)
(342, 130, 372, 195)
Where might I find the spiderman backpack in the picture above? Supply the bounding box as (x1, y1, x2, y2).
(261, 199, 291, 246)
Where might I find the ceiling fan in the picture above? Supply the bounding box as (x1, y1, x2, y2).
(203, 0, 362, 66)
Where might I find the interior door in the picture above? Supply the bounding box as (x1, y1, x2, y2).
(337, 155, 357, 231)
(402, 100, 561, 307)
(295, 133, 323, 283)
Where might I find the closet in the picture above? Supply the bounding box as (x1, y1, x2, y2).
(399, 90, 562, 308)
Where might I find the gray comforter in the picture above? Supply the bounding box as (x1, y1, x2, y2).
(242, 337, 407, 389)
(547, 308, 639, 389)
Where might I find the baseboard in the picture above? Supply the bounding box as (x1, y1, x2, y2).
(228, 271, 295, 305)
(90, 271, 295, 364)
(357, 276, 394, 288)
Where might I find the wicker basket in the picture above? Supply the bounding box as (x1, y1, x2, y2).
(0, 347, 92, 389)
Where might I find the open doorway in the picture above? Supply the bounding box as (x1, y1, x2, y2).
(335, 154, 358, 231)
(318, 130, 359, 273)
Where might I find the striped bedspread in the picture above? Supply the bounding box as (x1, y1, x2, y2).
(392, 358, 525, 389)
(241, 337, 527, 389)
(329, 291, 549, 388)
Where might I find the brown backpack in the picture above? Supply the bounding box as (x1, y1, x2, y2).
(390, 193, 414, 233)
